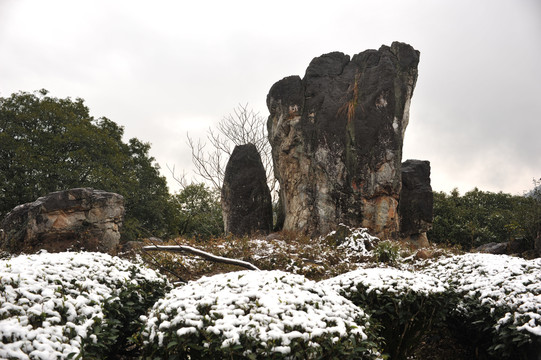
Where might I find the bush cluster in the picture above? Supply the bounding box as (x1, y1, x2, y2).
(322, 267, 450, 359)
(0, 252, 168, 359)
(2, 245, 540, 360)
(141, 270, 382, 359)
(429, 186, 541, 249)
(422, 253, 541, 359)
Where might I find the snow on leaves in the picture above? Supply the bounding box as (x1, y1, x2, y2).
(142, 270, 380, 359)
(0, 252, 167, 360)
(423, 254, 541, 339)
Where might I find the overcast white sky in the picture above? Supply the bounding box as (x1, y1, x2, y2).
(1, 0, 540, 195)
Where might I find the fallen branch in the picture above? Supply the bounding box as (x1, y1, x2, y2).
(142, 245, 260, 271)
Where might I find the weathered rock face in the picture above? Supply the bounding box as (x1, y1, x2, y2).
(398, 159, 433, 249)
(0, 188, 124, 254)
(399, 160, 433, 235)
(267, 42, 419, 238)
(221, 144, 273, 236)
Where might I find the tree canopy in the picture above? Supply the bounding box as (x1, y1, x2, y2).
(428, 186, 540, 249)
(0, 90, 175, 240)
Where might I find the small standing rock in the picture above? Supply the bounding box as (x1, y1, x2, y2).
(399, 159, 433, 248)
(221, 144, 273, 236)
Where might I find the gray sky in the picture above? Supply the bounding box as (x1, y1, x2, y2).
(1, 0, 540, 195)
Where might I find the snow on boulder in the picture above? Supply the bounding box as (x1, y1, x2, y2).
(142, 270, 382, 359)
(0, 251, 168, 360)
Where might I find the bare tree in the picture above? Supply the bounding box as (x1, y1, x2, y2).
(187, 104, 276, 195)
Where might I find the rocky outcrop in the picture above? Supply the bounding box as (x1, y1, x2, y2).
(0, 188, 124, 254)
(221, 144, 273, 236)
(267, 42, 419, 238)
(399, 160, 433, 248)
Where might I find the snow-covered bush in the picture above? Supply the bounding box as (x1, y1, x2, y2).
(422, 253, 541, 359)
(326, 225, 377, 257)
(142, 270, 382, 359)
(0, 251, 169, 360)
(321, 267, 449, 359)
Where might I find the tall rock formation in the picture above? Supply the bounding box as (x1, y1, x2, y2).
(0, 188, 124, 254)
(267, 42, 419, 238)
(221, 144, 273, 236)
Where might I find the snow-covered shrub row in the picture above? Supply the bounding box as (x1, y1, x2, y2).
(0, 251, 168, 360)
(142, 270, 382, 359)
(422, 253, 541, 358)
(321, 268, 449, 359)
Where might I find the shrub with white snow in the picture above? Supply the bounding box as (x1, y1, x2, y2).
(0, 251, 168, 360)
(326, 225, 377, 258)
(422, 253, 541, 359)
(142, 270, 382, 359)
(321, 267, 449, 359)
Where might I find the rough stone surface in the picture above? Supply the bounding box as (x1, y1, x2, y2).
(507, 237, 529, 254)
(267, 42, 419, 238)
(221, 144, 273, 236)
(402, 233, 430, 250)
(0, 188, 124, 254)
(399, 159, 433, 238)
(475, 242, 509, 255)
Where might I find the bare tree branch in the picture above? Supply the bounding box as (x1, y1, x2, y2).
(142, 244, 260, 271)
(166, 164, 189, 191)
(186, 104, 277, 197)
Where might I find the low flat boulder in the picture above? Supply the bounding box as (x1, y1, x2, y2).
(475, 242, 508, 255)
(0, 188, 124, 254)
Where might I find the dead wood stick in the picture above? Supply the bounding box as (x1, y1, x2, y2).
(142, 245, 260, 271)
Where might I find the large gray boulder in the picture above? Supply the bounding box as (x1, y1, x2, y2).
(221, 144, 273, 236)
(0, 188, 124, 254)
(267, 42, 419, 238)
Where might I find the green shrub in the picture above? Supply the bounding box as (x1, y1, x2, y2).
(322, 267, 451, 359)
(374, 240, 400, 264)
(0, 251, 169, 359)
(142, 270, 382, 359)
(422, 253, 541, 359)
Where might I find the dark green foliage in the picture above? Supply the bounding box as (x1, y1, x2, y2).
(169, 183, 224, 240)
(445, 288, 540, 360)
(342, 284, 452, 360)
(429, 186, 540, 249)
(143, 320, 379, 360)
(0, 90, 176, 240)
(77, 267, 169, 359)
(374, 240, 400, 264)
